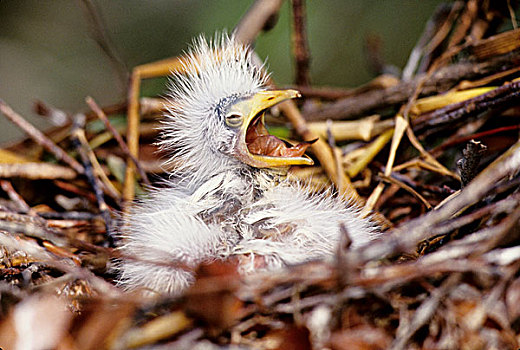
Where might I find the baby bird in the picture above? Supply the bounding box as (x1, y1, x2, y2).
(117, 34, 378, 296)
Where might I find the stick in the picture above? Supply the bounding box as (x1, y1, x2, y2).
(291, 0, 311, 86)
(303, 49, 520, 121)
(0, 163, 76, 180)
(70, 115, 114, 246)
(354, 138, 520, 264)
(0, 180, 31, 213)
(0, 99, 84, 174)
(234, 0, 285, 44)
(414, 80, 520, 133)
(86, 96, 151, 186)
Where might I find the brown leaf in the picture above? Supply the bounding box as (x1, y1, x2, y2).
(184, 260, 246, 329)
(263, 326, 312, 350)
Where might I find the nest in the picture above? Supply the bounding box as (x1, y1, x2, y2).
(1, 1, 520, 349)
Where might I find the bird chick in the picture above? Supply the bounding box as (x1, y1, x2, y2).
(117, 34, 379, 296)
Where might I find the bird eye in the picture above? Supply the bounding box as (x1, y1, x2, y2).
(225, 113, 244, 128)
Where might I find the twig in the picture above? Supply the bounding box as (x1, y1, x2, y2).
(430, 124, 520, 156)
(507, 0, 518, 29)
(0, 163, 76, 180)
(379, 174, 432, 210)
(0, 99, 84, 174)
(346, 128, 394, 178)
(362, 115, 408, 216)
(233, 0, 285, 44)
(470, 27, 520, 61)
(392, 158, 459, 180)
(0, 231, 121, 296)
(290, 0, 311, 86)
(294, 74, 399, 100)
(37, 211, 102, 221)
(417, 2, 463, 71)
(390, 172, 455, 196)
(33, 100, 70, 126)
(0, 180, 31, 213)
(123, 58, 184, 203)
(414, 81, 520, 133)
(430, 193, 520, 237)
(326, 120, 344, 195)
(307, 115, 393, 142)
(78, 0, 129, 91)
(70, 115, 114, 245)
(402, 3, 455, 81)
(86, 96, 151, 186)
(53, 180, 99, 204)
(302, 49, 520, 121)
(405, 126, 460, 180)
(74, 117, 121, 200)
(0, 211, 68, 246)
(117, 311, 193, 349)
(353, 138, 520, 264)
(390, 274, 461, 350)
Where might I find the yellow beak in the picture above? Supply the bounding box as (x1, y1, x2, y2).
(233, 89, 314, 168)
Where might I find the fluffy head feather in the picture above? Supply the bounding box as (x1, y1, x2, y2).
(160, 34, 268, 185)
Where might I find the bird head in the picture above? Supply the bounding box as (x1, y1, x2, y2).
(161, 34, 314, 184)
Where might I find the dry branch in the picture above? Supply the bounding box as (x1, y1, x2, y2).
(0, 163, 76, 180)
(303, 49, 520, 121)
(1, 2, 520, 349)
(0, 100, 84, 174)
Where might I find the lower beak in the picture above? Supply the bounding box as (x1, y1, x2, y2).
(235, 89, 314, 168)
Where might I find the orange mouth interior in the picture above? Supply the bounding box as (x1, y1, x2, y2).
(245, 112, 315, 158)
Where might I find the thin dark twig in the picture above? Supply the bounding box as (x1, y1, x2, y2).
(70, 114, 114, 247)
(0, 180, 31, 213)
(430, 124, 520, 156)
(86, 96, 151, 186)
(0, 99, 84, 174)
(33, 100, 70, 126)
(294, 85, 362, 100)
(37, 211, 102, 221)
(390, 274, 461, 350)
(402, 3, 455, 81)
(78, 0, 129, 92)
(390, 172, 456, 195)
(0, 211, 68, 246)
(290, 74, 400, 100)
(379, 173, 432, 210)
(291, 0, 311, 86)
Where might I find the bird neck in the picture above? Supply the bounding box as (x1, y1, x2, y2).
(263, 167, 290, 178)
(250, 167, 289, 191)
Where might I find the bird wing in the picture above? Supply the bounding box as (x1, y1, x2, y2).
(235, 182, 379, 272)
(116, 185, 233, 296)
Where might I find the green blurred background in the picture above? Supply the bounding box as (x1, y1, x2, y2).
(0, 0, 443, 143)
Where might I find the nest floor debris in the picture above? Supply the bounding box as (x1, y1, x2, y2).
(1, 1, 520, 349)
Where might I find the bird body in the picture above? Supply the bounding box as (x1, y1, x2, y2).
(117, 34, 378, 295)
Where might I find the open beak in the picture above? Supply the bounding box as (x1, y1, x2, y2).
(234, 89, 315, 168)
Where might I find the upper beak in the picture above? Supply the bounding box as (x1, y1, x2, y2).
(235, 89, 314, 168)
